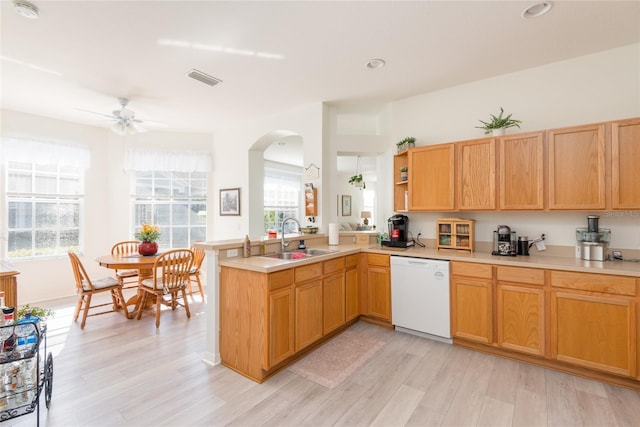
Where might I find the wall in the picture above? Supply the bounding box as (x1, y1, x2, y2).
(0, 109, 213, 304)
(387, 43, 640, 251)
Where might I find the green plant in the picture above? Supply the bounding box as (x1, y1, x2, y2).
(476, 107, 522, 134)
(17, 304, 54, 321)
(396, 137, 416, 147)
(348, 174, 366, 189)
(400, 166, 408, 172)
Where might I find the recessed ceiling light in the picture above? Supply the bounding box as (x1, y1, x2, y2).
(521, 2, 553, 19)
(14, 1, 39, 19)
(366, 59, 386, 70)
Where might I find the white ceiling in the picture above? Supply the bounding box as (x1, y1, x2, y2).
(1, 1, 639, 134)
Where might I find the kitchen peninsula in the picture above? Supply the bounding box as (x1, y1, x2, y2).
(0, 261, 19, 307)
(196, 235, 640, 390)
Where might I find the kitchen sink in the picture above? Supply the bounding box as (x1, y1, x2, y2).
(263, 248, 336, 260)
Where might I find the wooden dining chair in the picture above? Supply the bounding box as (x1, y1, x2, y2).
(111, 240, 140, 289)
(136, 249, 194, 328)
(68, 252, 129, 329)
(188, 244, 206, 298)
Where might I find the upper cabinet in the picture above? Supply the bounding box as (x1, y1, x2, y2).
(547, 123, 606, 210)
(393, 151, 408, 212)
(456, 138, 496, 210)
(498, 132, 545, 210)
(408, 144, 455, 211)
(612, 118, 640, 209)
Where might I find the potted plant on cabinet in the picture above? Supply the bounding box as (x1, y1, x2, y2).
(400, 166, 408, 181)
(396, 137, 416, 153)
(476, 107, 522, 136)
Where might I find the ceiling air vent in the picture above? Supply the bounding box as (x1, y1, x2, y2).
(187, 69, 222, 87)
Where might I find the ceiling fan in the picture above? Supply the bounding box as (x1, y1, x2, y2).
(80, 98, 167, 135)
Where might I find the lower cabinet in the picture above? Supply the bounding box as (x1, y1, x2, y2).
(450, 262, 493, 344)
(295, 279, 323, 352)
(323, 273, 345, 334)
(366, 254, 391, 322)
(550, 271, 637, 378)
(269, 286, 295, 367)
(345, 254, 360, 322)
(496, 266, 545, 356)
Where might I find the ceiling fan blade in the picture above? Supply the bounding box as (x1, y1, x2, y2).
(136, 119, 168, 128)
(76, 108, 117, 120)
(131, 122, 148, 133)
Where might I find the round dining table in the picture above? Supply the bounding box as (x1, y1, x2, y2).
(96, 252, 162, 318)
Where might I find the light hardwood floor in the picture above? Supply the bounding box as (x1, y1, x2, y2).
(7, 292, 640, 427)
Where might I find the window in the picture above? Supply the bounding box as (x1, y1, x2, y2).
(363, 189, 376, 227)
(132, 171, 207, 249)
(6, 161, 83, 259)
(264, 164, 302, 233)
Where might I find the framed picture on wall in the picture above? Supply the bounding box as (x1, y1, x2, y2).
(220, 188, 240, 216)
(341, 195, 351, 216)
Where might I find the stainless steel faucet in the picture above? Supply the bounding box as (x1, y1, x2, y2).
(281, 217, 301, 253)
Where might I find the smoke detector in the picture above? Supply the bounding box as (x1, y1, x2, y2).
(14, 1, 39, 19)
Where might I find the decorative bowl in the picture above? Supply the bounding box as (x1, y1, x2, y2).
(300, 227, 319, 234)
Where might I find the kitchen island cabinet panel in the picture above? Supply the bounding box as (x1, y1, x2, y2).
(345, 255, 360, 322)
(295, 279, 323, 352)
(612, 117, 640, 209)
(323, 273, 346, 334)
(269, 286, 295, 367)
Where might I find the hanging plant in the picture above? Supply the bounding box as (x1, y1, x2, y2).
(348, 156, 366, 189)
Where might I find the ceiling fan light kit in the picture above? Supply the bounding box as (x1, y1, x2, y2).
(14, 0, 39, 19)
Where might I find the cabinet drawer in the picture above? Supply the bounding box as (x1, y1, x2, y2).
(324, 257, 345, 275)
(551, 271, 636, 296)
(367, 253, 390, 267)
(269, 269, 293, 291)
(345, 254, 359, 269)
(294, 262, 322, 283)
(497, 266, 545, 286)
(451, 261, 493, 279)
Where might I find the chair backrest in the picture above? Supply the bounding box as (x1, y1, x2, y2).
(68, 252, 94, 292)
(111, 241, 140, 256)
(153, 249, 194, 291)
(189, 245, 206, 272)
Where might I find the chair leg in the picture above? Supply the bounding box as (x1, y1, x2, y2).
(181, 288, 191, 319)
(155, 293, 162, 328)
(80, 294, 92, 329)
(195, 275, 204, 298)
(116, 288, 129, 319)
(73, 295, 83, 321)
(136, 291, 147, 320)
(110, 289, 119, 310)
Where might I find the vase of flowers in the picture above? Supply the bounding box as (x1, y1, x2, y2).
(135, 224, 160, 256)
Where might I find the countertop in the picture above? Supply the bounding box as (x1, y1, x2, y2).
(214, 242, 640, 277)
(0, 261, 19, 277)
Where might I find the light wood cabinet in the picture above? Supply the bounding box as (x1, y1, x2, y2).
(450, 262, 493, 344)
(456, 138, 496, 210)
(436, 218, 475, 252)
(408, 144, 455, 211)
(393, 151, 409, 211)
(322, 257, 346, 335)
(365, 254, 391, 322)
(498, 132, 545, 210)
(612, 118, 640, 209)
(496, 266, 545, 356)
(550, 271, 637, 377)
(547, 123, 606, 209)
(345, 254, 360, 322)
(295, 279, 323, 352)
(269, 286, 295, 366)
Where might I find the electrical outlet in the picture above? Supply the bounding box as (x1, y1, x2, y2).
(227, 248, 238, 257)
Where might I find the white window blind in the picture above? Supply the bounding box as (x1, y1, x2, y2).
(124, 148, 212, 172)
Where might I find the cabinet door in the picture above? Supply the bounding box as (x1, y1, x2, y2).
(367, 266, 391, 321)
(345, 267, 359, 322)
(497, 284, 545, 356)
(295, 280, 323, 352)
(268, 286, 294, 368)
(451, 276, 492, 343)
(612, 118, 640, 209)
(499, 132, 544, 210)
(548, 123, 606, 209)
(323, 273, 345, 334)
(408, 144, 455, 211)
(551, 291, 636, 377)
(456, 138, 496, 210)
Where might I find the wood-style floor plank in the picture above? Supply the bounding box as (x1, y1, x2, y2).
(6, 294, 640, 427)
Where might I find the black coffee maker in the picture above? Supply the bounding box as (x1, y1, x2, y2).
(382, 214, 414, 248)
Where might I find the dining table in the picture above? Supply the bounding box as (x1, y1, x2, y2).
(95, 252, 163, 318)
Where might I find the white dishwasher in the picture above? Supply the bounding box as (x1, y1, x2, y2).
(390, 256, 451, 343)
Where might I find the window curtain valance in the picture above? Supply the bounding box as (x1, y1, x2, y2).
(1, 137, 91, 169)
(124, 148, 212, 172)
